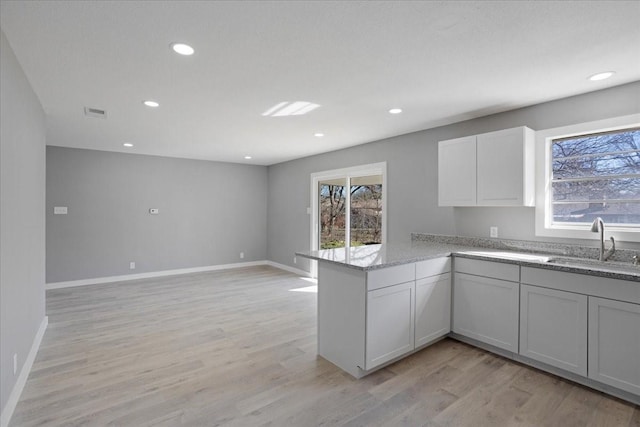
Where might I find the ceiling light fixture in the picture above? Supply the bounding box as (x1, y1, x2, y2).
(244, 155, 252, 160)
(314, 133, 324, 137)
(123, 143, 133, 147)
(262, 101, 320, 117)
(143, 100, 159, 108)
(588, 71, 615, 81)
(84, 107, 107, 119)
(389, 108, 403, 114)
(171, 43, 195, 56)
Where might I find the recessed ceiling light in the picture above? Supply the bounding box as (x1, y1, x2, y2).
(314, 133, 324, 137)
(171, 43, 195, 56)
(588, 71, 615, 81)
(389, 108, 403, 114)
(143, 100, 159, 108)
(262, 101, 320, 117)
(244, 155, 252, 160)
(123, 143, 133, 147)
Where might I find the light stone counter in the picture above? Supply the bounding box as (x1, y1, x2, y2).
(296, 242, 467, 270)
(296, 239, 640, 282)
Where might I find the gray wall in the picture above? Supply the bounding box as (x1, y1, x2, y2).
(0, 30, 46, 414)
(267, 82, 640, 272)
(46, 147, 268, 283)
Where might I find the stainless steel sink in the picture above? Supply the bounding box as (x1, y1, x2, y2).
(458, 251, 551, 263)
(546, 256, 640, 273)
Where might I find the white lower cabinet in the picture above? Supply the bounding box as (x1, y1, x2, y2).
(519, 284, 588, 375)
(320, 255, 638, 402)
(588, 296, 640, 395)
(415, 273, 451, 348)
(453, 272, 519, 352)
(366, 281, 415, 370)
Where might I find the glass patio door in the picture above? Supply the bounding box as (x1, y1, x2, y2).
(311, 163, 386, 270)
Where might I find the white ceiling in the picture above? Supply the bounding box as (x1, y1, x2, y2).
(1, 1, 639, 166)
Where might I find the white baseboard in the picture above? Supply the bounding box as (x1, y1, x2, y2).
(1, 316, 48, 427)
(265, 261, 312, 277)
(46, 260, 311, 290)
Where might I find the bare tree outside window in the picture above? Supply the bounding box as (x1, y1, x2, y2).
(551, 127, 640, 226)
(350, 184, 382, 246)
(319, 184, 347, 248)
(319, 181, 383, 249)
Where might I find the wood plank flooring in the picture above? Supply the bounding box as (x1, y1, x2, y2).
(10, 266, 640, 426)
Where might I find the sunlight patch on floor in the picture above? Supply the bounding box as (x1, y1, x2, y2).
(289, 285, 318, 293)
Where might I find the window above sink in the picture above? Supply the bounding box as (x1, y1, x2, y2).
(535, 114, 640, 243)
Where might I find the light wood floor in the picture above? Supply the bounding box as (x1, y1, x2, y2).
(11, 266, 640, 426)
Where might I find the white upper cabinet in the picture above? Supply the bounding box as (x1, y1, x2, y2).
(438, 126, 535, 207)
(477, 127, 535, 206)
(438, 135, 477, 206)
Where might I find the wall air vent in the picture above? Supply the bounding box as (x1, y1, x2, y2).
(84, 107, 107, 118)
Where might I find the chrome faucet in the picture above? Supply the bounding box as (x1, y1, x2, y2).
(590, 217, 615, 261)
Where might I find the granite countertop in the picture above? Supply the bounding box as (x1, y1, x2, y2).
(296, 242, 467, 269)
(296, 241, 640, 282)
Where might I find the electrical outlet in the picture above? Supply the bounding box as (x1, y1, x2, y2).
(490, 226, 498, 238)
(13, 353, 17, 375)
(240, 252, 244, 259)
(129, 261, 136, 270)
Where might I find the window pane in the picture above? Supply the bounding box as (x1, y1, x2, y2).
(553, 151, 640, 179)
(552, 178, 640, 202)
(552, 128, 640, 159)
(350, 182, 382, 246)
(552, 201, 640, 225)
(319, 182, 346, 249)
(550, 127, 640, 227)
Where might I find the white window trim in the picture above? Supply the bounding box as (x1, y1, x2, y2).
(535, 113, 640, 243)
(309, 162, 387, 276)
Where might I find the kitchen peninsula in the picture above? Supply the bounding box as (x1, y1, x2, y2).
(296, 236, 640, 405)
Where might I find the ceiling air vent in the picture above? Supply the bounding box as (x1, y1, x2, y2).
(84, 107, 107, 118)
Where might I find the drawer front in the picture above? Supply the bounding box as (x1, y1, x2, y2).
(454, 257, 519, 282)
(367, 263, 415, 291)
(415, 257, 451, 280)
(521, 267, 640, 304)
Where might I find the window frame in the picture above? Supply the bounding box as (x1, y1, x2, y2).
(535, 114, 640, 242)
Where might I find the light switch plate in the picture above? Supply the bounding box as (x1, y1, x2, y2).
(54, 206, 68, 215)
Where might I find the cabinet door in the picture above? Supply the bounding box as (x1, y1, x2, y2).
(589, 297, 640, 395)
(415, 273, 451, 348)
(520, 285, 587, 375)
(438, 136, 477, 206)
(476, 127, 533, 206)
(366, 281, 415, 369)
(453, 273, 519, 352)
